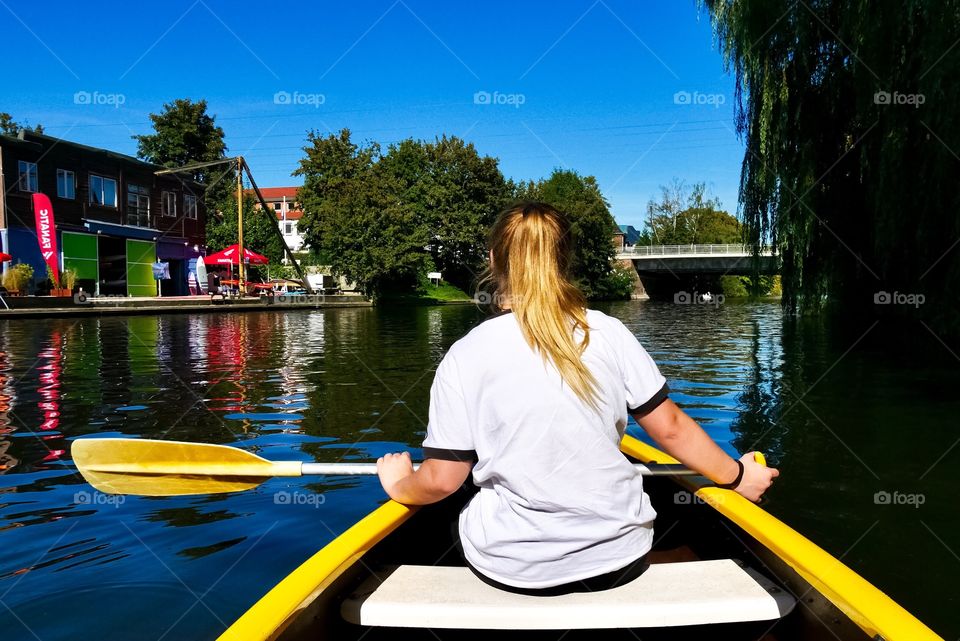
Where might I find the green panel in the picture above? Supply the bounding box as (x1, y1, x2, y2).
(62, 232, 98, 280)
(128, 316, 159, 376)
(126, 239, 156, 297)
(126, 239, 155, 265)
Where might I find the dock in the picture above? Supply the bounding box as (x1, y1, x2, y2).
(0, 293, 372, 319)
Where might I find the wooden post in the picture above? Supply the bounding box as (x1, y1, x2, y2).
(236, 157, 244, 290)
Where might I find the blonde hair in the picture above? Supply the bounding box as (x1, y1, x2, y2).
(481, 202, 600, 409)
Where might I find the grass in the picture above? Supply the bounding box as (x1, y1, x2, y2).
(420, 281, 472, 301)
(378, 280, 473, 304)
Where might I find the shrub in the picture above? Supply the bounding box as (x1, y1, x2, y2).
(3, 263, 34, 292)
(591, 264, 637, 300)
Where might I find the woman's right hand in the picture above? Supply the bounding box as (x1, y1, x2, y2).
(734, 452, 779, 502)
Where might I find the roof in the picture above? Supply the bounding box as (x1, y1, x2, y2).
(251, 187, 300, 200)
(617, 224, 642, 244)
(276, 210, 303, 220)
(0, 130, 205, 187)
(6, 130, 158, 168)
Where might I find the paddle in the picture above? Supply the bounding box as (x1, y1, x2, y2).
(71, 438, 697, 497)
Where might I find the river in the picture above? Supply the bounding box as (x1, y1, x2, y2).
(0, 302, 955, 639)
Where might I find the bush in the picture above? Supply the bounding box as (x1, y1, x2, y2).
(720, 274, 782, 297)
(590, 264, 637, 300)
(3, 263, 34, 292)
(721, 275, 749, 297)
(62, 268, 78, 291)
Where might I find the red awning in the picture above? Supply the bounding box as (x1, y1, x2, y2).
(203, 244, 269, 266)
(0, 253, 11, 262)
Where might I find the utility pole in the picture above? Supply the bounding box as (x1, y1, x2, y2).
(236, 157, 244, 288)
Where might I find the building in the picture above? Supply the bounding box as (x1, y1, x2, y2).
(613, 224, 642, 251)
(0, 130, 207, 296)
(250, 186, 305, 253)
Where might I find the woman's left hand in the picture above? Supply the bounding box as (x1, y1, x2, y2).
(377, 451, 415, 498)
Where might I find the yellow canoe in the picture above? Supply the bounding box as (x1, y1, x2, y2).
(217, 435, 943, 641)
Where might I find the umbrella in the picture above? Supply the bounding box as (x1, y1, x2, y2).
(203, 245, 269, 266)
(0, 253, 11, 262)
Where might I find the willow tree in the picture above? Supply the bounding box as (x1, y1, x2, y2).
(702, 0, 960, 327)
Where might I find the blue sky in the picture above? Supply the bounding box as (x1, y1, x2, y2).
(1, 0, 744, 229)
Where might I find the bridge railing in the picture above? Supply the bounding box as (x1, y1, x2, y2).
(619, 244, 774, 256)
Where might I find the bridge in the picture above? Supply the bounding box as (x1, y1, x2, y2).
(617, 244, 778, 275)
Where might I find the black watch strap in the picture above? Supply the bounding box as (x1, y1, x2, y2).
(716, 460, 744, 489)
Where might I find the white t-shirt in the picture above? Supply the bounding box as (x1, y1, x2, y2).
(422, 308, 668, 589)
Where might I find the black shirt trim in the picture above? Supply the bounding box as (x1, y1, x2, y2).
(422, 447, 479, 463)
(628, 382, 670, 417)
(481, 308, 514, 324)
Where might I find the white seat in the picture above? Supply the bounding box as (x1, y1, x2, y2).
(342, 559, 796, 630)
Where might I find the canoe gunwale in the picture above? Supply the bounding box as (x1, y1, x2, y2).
(619, 435, 942, 641)
(216, 436, 942, 641)
(216, 500, 417, 641)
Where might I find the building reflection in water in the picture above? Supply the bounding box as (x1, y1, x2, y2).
(0, 335, 16, 473)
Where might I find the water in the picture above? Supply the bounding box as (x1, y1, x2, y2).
(0, 302, 956, 640)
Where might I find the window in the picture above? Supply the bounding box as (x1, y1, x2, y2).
(184, 194, 198, 220)
(57, 169, 75, 199)
(18, 161, 38, 192)
(127, 184, 150, 227)
(273, 201, 283, 211)
(284, 222, 293, 235)
(161, 191, 177, 217)
(89, 174, 118, 207)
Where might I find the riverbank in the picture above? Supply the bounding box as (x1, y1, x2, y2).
(0, 293, 372, 319)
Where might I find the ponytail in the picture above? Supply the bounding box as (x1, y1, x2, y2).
(481, 203, 600, 409)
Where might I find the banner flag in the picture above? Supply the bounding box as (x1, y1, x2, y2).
(32, 193, 59, 283)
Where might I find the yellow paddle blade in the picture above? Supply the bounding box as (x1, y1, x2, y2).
(71, 438, 301, 497)
(77, 467, 267, 497)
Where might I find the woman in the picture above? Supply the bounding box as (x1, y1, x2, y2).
(378, 202, 778, 595)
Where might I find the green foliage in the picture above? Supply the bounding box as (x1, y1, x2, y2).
(291, 251, 326, 266)
(518, 169, 621, 299)
(720, 276, 749, 297)
(721, 275, 781, 298)
(206, 193, 285, 272)
(295, 129, 509, 296)
(702, 0, 960, 327)
(295, 130, 428, 295)
(645, 180, 741, 245)
(767, 275, 782, 297)
(417, 278, 472, 302)
(594, 263, 638, 300)
(380, 136, 511, 290)
(134, 99, 227, 178)
(3, 263, 33, 292)
(46, 265, 59, 289)
(133, 98, 233, 235)
(0, 112, 42, 135)
(62, 268, 78, 291)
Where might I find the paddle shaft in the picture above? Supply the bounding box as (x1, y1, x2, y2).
(70, 438, 703, 496)
(300, 462, 696, 476)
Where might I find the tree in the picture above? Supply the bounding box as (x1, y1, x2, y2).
(296, 129, 510, 296)
(702, 0, 960, 329)
(295, 129, 377, 253)
(0, 112, 42, 135)
(645, 181, 740, 245)
(295, 129, 430, 295)
(379, 136, 510, 290)
(134, 99, 234, 237)
(521, 169, 629, 299)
